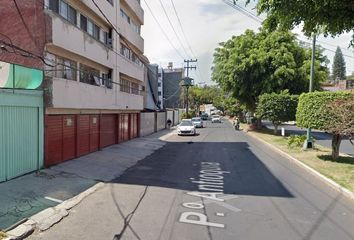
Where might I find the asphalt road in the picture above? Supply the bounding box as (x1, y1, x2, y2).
(29, 120, 354, 240)
(263, 121, 354, 156)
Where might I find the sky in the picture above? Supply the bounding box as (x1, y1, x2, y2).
(141, 0, 354, 86)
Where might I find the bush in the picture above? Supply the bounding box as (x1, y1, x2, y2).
(256, 91, 298, 134)
(287, 135, 307, 148)
(181, 111, 195, 119)
(296, 91, 351, 129)
(296, 91, 352, 159)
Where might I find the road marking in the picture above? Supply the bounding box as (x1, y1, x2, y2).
(179, 162, 240, 228)
(45, 196, 64, 203)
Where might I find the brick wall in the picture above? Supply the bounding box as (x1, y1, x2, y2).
(0, 0, 51, 69)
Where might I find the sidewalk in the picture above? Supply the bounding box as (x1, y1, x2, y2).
(0, 128, 176, 240)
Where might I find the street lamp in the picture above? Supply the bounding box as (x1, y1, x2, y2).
(303, 34, 316, 150)
(182, 77, 194, 118)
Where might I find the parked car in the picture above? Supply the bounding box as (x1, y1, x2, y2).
(211, 115, 221, 123)
(201, 113, 208, 120)
(191, 117, 203, 128)
(177, 119, 196, 136)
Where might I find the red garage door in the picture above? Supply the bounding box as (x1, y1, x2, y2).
(45, 115, 63, 166)
(77, 115, 90, 156)
(100, 114, 116, 148)
(119, 114, 129, 143)
(45, 115, 76, 166)
(63, 115, 76, 161)
(90, 115, 100, 152)
(130, 113, 138, 139)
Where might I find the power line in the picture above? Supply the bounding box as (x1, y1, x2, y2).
(222, 0, 354, 60)
(222, 0, 262, 23)
(157, 0, 189, 58)
(141, 0, 185, 60)
(170, 0, 208, 84)
(170, 0, 196, 58)
(13, 0, 40, 51)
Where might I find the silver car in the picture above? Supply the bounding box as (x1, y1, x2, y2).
(191, 117, 203, 128)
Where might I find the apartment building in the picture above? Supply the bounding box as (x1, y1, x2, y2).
(0, 0, 146, 169)
(163, 63, 184, 108)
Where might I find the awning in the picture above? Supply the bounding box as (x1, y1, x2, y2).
(0, 61, 43, 89)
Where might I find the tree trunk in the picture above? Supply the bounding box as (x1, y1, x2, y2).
(331, 134, 342, 160)
(274, 124, 278, 135)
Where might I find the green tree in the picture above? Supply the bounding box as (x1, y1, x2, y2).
(256, 91, 298, 134)
(296, 91, 352, 159)
(212, 29, 328, 112)
(251, 0, 354, 45)
(332, 46, 346, 80)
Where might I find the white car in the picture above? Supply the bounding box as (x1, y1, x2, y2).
(211, 115, 221, 123)
(177, 119, 196, 136)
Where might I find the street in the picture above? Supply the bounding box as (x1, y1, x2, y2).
(29, 120, 354, 240)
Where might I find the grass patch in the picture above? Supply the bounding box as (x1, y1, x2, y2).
(248, 127, 354, 193)
(0, 231, 7, 240)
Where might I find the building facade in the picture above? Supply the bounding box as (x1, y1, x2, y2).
(163, 63, 184, 109)
(0, 0, 146, 167)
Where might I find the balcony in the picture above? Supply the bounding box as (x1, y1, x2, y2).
(49, 16, 115, 69)
(51, 78, 144, 110)
(118, 17, 144, 52)
(122, 0, 144, 24)
(81, 0, 116, 25)
(117, 54, 144, 81)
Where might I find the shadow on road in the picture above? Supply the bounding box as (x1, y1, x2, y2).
(113, 142, 293, 198)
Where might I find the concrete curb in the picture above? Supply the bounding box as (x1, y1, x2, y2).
(246, 130, 354, 202)
(5, 182, 105, 240)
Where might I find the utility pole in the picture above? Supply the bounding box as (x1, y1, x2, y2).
(303, 34, 316, 150)
(183, 59, 197, 118)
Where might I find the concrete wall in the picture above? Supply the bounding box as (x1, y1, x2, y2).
(140, 112, 155, 137)
(156, 112, 166, 131)
(167, 110, 174, 125)
(174, 110, 179, 125)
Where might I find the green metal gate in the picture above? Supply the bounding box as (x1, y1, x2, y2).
(0, 89, 43, 182)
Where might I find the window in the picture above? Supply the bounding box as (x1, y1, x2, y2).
(158, 82, 161, 87)
(80, 64, 100, 86)
(106, 0, 113, 5)
(45, 54, 77, 81)
(131, 21, 140, 34)
(59, 1, 68, 19)
(120, 9, 130, 24)
(81, 15, 100, 40)
(49, 0, 77, 25)
(158, 91, 161, 96)
(120, 79, 130, 93)
(131, 82, 139, 95)
(80, 15, 87, 31)
(49, 0, 59, 13)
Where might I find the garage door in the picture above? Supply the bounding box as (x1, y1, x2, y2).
(0, 90, 43, 182)
(130, 113, 138, 139)
(119, 114, 129, 143)
(45, 115, 76, 166)
(100, 114, 116, 148)
(90, 115, 99, 152)
(77, 115, 90, 156)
